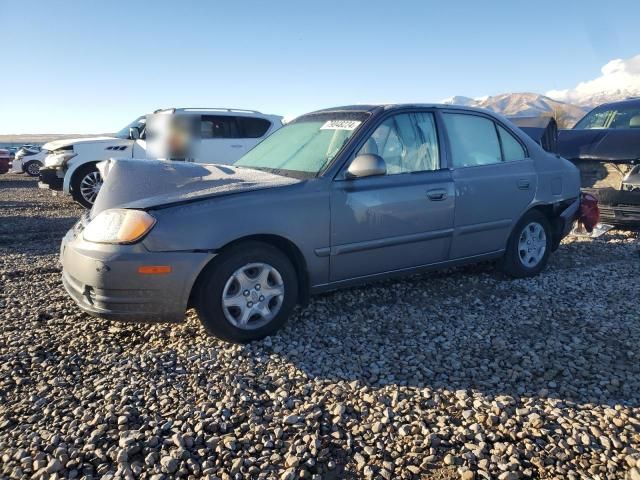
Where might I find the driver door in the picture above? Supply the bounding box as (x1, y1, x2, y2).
(329, 111, 455, 282)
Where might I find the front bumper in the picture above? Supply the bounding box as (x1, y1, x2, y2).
(60, 225, 214, 323)
(584, 188, 640, 227)
(39, 166, 64, 190)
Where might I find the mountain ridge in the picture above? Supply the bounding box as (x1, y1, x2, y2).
(442, 92, 590, 127)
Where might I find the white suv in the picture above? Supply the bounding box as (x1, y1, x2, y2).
(38, 108, 283, 207)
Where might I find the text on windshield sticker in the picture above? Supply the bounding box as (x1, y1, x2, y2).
(320, 120, 362, 131)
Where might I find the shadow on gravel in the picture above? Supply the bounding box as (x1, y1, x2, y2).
(0, 215, 77, 251)
(0, 177, 37, 189)
(0, 200, 41, 209)
(274, 253, 639, 408)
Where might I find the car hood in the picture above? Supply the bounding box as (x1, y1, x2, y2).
(92, 158, 300, 216)
(43, 136, 120, 151)
(557, 129, 640, 163)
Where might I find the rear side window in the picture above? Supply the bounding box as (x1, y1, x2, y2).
(238, 117, 271, 138)
(497, 125, 526, 161)
(201, 116, 240, 139)
(443, 113, 501, 167)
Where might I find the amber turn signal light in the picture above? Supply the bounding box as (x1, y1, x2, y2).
(137, 265, 172, 275)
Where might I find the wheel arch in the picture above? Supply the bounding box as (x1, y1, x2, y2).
(64, 160, 100, 194)
(188, 234, 310, 309)
(521, 201, 572, 251)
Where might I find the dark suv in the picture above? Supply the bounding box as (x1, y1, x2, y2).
(557, 97, 640, 226)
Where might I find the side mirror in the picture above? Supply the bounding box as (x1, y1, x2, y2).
(345, 154, 386, 179)
(129, 126, 141, 140)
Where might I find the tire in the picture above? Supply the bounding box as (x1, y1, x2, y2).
(500, 210, 552, 278)
(71, 164, 102, 208)
(23, 160, 42, 177)
(195, 241, 298, 343)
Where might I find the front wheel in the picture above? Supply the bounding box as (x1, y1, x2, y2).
(71, 164, 102, 208)
(500, 210, 552, 278)
(23, 160, 42, 177)
(195, 241, 298, 343)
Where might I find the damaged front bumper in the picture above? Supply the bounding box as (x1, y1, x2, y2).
(38, 166, 64, 191)
(60, 221, 214, 324)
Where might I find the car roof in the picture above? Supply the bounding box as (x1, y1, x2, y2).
(152, 107, 282, 119)
(303, 103, 497, 116)
(591, 97, 640, 109)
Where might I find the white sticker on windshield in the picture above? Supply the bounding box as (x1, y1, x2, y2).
(320, 120, 361, 131)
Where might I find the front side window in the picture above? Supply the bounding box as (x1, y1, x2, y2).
(113, 116, 146, 139)
(235, 112, 368, 176)
(357, 112, 440, 174)
(443, 113, 502, 167)
(574, 104, 640, 130)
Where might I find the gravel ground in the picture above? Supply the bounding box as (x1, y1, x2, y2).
(1, 174, 640, 480)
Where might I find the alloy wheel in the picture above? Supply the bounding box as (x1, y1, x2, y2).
(26, 162, 41, 176)
(79, 171, 103, 205)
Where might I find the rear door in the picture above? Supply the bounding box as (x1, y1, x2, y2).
(329, 110, 455, 282)
(441, 111, 536, 259)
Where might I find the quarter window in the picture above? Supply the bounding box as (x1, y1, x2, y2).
(357, 112, 440, 174)
(238, 117, 272, 138)
(497, 125, 526, 161)
(443, 113, 502, 167)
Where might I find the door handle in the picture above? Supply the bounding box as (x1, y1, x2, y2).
(231, 144, 243, 148)
(517, 179, 530, 190)
(427, 189, 447, 201)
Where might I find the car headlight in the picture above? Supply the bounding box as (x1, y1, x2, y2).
(83, 209, 156, 244)
(44, 151, 76, 167)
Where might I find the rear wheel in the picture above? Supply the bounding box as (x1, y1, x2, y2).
(500, 210, 552, 278)
(71, 164, 102, 208)
(195, 241, 298, 343)
(23, 160, 42, 177)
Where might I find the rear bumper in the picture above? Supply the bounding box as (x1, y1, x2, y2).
(584, 188, 640, 226)
(39, 167, 64, 190)
(558, 197, 580, 239)
(60, 228, 214, 323)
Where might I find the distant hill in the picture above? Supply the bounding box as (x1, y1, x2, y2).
(442, 92, 588, 127)
(0, 133, 112, 145)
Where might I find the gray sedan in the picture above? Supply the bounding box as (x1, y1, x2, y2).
(61, 104, 583, 342)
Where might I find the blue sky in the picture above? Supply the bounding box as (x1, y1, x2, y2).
(1, 0, 639, 133)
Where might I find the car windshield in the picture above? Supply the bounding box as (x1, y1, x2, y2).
(574, 103, 640, 130)
(113, 116, 146, 139)
(235, 112, 369, 176)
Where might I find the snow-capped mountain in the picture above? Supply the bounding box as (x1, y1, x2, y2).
(442, 92, 588, 126)
(440, 96, 476, 107)
(442, 54, 640, 126)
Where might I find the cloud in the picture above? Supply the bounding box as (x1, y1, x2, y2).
(546, 54, 640, 105)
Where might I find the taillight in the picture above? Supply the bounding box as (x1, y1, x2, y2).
(577, 193, 599, 232)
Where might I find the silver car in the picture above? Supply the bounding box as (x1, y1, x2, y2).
(61, 104, 583, 342)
